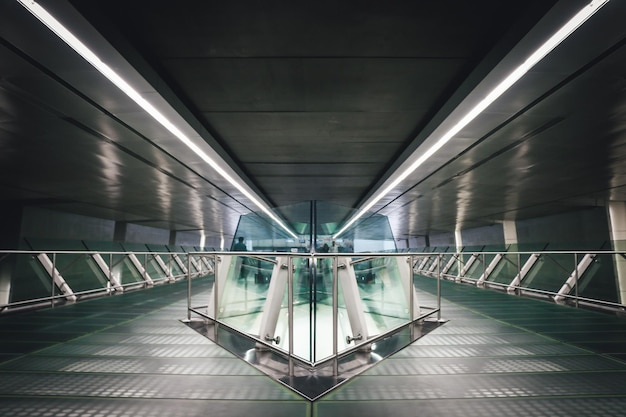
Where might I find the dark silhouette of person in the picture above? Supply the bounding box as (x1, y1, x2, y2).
(233, 237, 247, 251)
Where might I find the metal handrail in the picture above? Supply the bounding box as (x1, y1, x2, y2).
(0, 250, 207, 313)
(411, 249, 626, 311)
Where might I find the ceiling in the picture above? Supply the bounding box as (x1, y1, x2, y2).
(0, 0, 624, 242)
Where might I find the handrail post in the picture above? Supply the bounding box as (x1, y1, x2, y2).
(516, 252, 521, 295)
(213, 255, 219, 321)
(409, 255, 414, 340)
(187, 253, 192, 320)
(51, 252, 56, 308)
(437, 253, 442, 321)
(332, 255, 338, 376)
(109, 252, 113, 293)
(288, 256, 294, 377)
(574, 252, 579, 308)
(482, 253, 486, 286)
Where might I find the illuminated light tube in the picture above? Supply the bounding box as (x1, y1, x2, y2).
(333, 0, 609, 239)
(18, 0, 298, 240)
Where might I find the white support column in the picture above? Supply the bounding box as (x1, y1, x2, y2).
(503, 220, 518, 246)
(554, 254, 595, 303)
(477, 253, 503, 286)
(37, 253, 76, 302)
(507, 253, 540, 293)
(608, 202, 626, 304)
(455, 228, 463, 281)
(257, 256, 289, 342)
(128, 253, 153, 285)
(91, 253, 123, 292)
(337, 257, 369, 342)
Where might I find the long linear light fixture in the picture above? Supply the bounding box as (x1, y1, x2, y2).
(333, 0, 609, 239)
(18, 0, 298, 240)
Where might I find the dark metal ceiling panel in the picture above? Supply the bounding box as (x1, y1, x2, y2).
(378, 34, 626, 236)
(63, 0, 558, 231)
(162, 58, 465, 112)
(4, 0, 624, 245)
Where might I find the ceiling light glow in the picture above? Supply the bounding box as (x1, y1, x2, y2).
(18, 0, 298, 240)
(333, 0, 609, 239)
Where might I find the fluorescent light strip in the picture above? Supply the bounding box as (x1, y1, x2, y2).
(18, 0, 298, 240)
(333, 0, 609, 239)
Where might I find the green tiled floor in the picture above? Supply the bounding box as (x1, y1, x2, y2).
(1, 277, 626, 416)
(315, 277, 626, 416)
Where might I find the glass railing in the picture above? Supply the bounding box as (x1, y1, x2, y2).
(0, 250, 213, 313)
(186, 252, 441, 392)
(413, 250, 625, 311)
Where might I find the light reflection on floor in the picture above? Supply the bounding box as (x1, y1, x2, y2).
(220, 303, 409, 362)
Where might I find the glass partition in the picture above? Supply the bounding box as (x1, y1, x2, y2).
(520, 253, 573, 293)
(189, 252, 431, 365)
(353, 256, 410, 339)
(186, 251, 440, 400)
(110, 254, 143, 286)
(3, 253, 51, 303)
(217, 255, 276, 337)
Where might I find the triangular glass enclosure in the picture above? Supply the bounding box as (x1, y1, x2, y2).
(184, 203, 444, 400)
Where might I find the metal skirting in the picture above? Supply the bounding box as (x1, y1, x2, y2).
(182, 315, 445, 400)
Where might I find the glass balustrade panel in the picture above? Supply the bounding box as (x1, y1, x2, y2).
(46, 252, 106, 294)
(292, 256, 314, 362)
(145, 254, 168, 281)
(111, 254, 144, 286)
(301, 256, 336, 362)
(362, 256, 410, 333)
(466, 253, 490, 280)
(217, 255, 275, 337)
(489, 254, 522, 285)
(5, 253, 51, 303)
(521, 253, 573, 293)
(577, 253, 619, 304)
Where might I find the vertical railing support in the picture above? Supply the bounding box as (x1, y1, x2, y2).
(109, 253, 113, 292)
(574, 252, 579, 308)
(507, 253, 540, 294)
(516, 253, 521, 295)
(187, 253, 192, 320)
(51, 252, 56, 308)
(437, 253, 442, 321)
(288, 256, 294, 377)
(555, 253, 594, 304)
(214, 256, 220, 320)
(332, 255, 338, 376)
(482, 253, 486, 285)
(409, 255, 414, 339)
